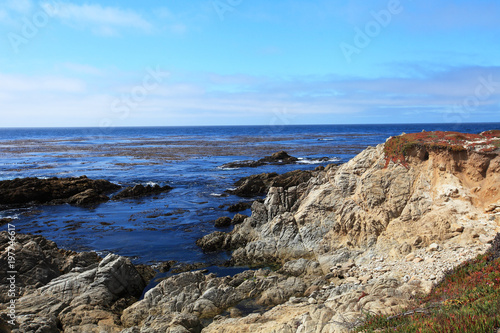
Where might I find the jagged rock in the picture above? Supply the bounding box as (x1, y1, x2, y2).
(0, 176, 121, 208)
(5, 254, 147, 333)
(0, 232, 101, 303)
(112, 184, 172, 200)
(278, 258, 323, 277)
(214, 216, 232, 228)
(196, 232, 231, 252)
(231, 214, 248, 225)
(67, 188, 110, 206)
(121, 269, 306, 331)
(230, 169, 314, 197)
(227, 202, 252, 212)
(215, 142, 500, 272)
(220, 151, 299, 169)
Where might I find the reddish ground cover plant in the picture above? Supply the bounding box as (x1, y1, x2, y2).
(383, 130, 500, 168)
(354, 234, 500, 332)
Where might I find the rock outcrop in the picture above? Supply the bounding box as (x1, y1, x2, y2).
(0, 232, 101, 303)
(229, 168, 329, 197)
(0, 233, 152, 332)
(120, 269, 308, 332)
(197, 133, 500, 331)
(0, 176, 121, 207)
(112, 184, 173, 200)
(221, 151, 299, 168)
(209, 141, 500, 270)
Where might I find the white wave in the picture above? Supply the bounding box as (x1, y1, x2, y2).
(217, 166, 240, 171)
(210, 193, 224, 197)
(143, 181, 159, 187)
(297, 157, 341, 164)
(1, 214, 20, 220)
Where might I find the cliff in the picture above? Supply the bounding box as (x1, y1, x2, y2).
(200, 130, 500, 332)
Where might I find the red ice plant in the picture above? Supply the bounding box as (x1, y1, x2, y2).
(383, 130, 500, 168)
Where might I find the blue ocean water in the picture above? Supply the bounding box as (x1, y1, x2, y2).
(0, 123, 498, 267)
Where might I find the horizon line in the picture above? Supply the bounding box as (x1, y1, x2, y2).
(1, 121, 500, 130)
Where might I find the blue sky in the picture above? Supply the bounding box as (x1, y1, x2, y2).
(1, 0, 499, 127)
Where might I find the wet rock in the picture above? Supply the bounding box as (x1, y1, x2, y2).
(227, 201, 252, 212)
(220, 151, 299, 169)
(0, 218, 11, 227)
(230, 169, 314, 197)
(67, 188, 110, 206)
(196, 232, 230, 252)
(112, 184, 173, 200)
(0, 176, 121, 208)
(214, 216, 232, 228)
(170, 262, 209, 274)
(232, 214, 248, 225)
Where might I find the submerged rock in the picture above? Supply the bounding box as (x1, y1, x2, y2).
(112, 184, 173, 200)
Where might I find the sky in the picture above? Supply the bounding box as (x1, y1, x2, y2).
(0, 0, 499, 127)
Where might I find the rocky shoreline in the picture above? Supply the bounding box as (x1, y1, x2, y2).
(1, 131, 500, 332)
(0, 176, 173, 209)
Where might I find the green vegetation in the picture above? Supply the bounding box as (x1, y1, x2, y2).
(383, 130, 500, 168)
(354, 234, 500, 333)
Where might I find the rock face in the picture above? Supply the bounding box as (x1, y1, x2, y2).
(221, 151, 299, 169)
(0, 232, 101, 303)
(120, 269, 308, 332)
(112, 184, 173, 200)
(195, 137, 500, 332)
(230, 169, 323, 197)
(0, 176, 121, 207)
(0, 233, 152, 333)
(210, 143, 500, 270)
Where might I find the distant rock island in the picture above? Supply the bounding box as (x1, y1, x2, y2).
(2, 130, 500, 332)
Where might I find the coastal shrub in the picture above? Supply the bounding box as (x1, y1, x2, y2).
(354, 244, 500, 333)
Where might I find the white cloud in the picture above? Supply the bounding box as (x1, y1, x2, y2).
(60, 63, 104, 76)
(0, 73, 85, 92)
(42, 1, 152, 35)
(3, 0, 33, 14)
(1, 65, 500, 127)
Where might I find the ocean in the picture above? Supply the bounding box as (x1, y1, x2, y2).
(1, 123, 499, 270)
